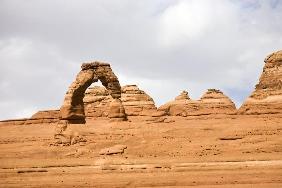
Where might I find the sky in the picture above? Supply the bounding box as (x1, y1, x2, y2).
(0, 0, 282, 120)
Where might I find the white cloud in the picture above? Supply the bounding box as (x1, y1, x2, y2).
(0, 38, 78, 119)
(0, 0, 281, 119)
(159, 0, 238, 46)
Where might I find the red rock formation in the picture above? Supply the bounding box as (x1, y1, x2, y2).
(84, 86, 111, 118)
(158, 90, 194, 116)
(121, 85, 157, 116)
(239, 50, 282, 114)
(174, 90, 190, 100)
(198, 89, 236, 115)
(84, 85, 157, 117)
(10, 84, 157, 124)
(0, 110, 60, 125)
(3, 51, 280, 125)
(25, 110, 60, 125)
(159, 89, 236, 116)
(60, 62, 126, 123)
(0, 118, 27, 125)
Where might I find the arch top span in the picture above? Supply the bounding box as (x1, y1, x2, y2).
(60, 61, 126, 123)
(81, 62, 110, 70)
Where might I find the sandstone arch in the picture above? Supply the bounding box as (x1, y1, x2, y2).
(60, 62, 126, 123)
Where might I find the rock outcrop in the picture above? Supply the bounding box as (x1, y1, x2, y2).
(0, 110, 60, 125)
(158, 90, 193, 116)
(0, 118, 27, 125)
(198, 89, 236, 115)
(84, 85, 157, 118)
(25, 110, 60, 125)
(60, 62, 126, 123)
(2, 51, 281, 125)
(121, 85, 157, 116)
(159, 89, 236, 116)
(239, 50, 282, 114)
(175, 90, 190, 100)
(84, 86, 111, 118)
(9, 84, 157, 125)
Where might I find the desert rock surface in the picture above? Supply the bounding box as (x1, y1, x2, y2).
(0, 115, 281, 187)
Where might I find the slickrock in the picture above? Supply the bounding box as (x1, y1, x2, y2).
(239, 50, 282, 115)
(0, 110, 60, 125)
(158, 89, 236, 116)
(0, 118, 27, 125)
(60, 62, 126, 123)
(84, 85, 157, 118)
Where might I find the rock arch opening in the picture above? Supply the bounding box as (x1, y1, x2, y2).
(60, 62, 126, 123)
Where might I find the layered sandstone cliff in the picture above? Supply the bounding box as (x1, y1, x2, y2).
(84, 86, 111, 118)
(158, 89, 236, 116)
(0, 110, 60, 125)
(121, 85, 157, 116)
(158, 90, 194, 116)
(198, 89, 236, 115)
(84, 85, 157, 118)
(239, 50, 282, 114)
(25, 110, 60, 124)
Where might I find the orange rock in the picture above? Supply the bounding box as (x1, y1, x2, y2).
(84, 86, 111, 118)
(25, 110, 60, 125)
(60, 62, 126, 123)
(239, 50, 282, 115)
(121, 85, 157, 116)
(83, 85, 158, 117)
(198, 89, 236, 115)
(159, 89, 236, 116)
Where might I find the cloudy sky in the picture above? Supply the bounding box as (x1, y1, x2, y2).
(0, 0, 281, 120)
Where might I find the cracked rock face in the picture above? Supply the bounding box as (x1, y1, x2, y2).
(158, 89, 236, 116)
(60, 62, 126, 123)
(239, 50, 282, 115)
